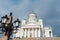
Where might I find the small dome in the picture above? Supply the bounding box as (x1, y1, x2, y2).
(22, 19, 26, 22)
(38, 19, 43, 22)
(29, 11, 37, 18)
(30, 11, 36, 14)
(29, 11, 36, 15)
(21, 19, 26, 26)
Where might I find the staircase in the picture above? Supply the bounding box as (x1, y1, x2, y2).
(12, 37, 60, 40)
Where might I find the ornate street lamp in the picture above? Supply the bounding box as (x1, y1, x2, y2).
(1, 15, 8, 24)
(13, 19, 20, 33)
(1, 15, 8, 32)
(13, 19, 20, 28)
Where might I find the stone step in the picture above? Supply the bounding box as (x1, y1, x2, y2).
(12, 37, 60, 40)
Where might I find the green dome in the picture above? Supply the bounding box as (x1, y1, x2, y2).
(30, 11, 36, 14)
(29, 11, 36, 16)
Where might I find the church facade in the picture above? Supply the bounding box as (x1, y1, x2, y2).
(13, 12, 53, 38)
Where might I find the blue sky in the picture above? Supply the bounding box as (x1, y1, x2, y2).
(0, 0, 60, 37)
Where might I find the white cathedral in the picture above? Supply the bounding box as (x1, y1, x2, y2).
(13, 12, 53, 38)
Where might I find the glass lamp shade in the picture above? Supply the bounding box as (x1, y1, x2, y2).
(1, 16, 7, 24)
(13, 22, 19, 27)
(13, 19, 20, 28)
(15, 22, 19, 27)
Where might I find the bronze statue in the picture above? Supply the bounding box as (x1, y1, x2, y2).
(3, 12, 13, 40)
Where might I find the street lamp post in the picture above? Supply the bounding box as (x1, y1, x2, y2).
(13, 19, 20, 33)
(1, 15, 8, 27)
(1, 15, 8, 34)
(1, 15, 9, 40)
(13, 19, 20, 28)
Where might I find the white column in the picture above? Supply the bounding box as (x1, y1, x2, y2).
(36, 28, 38, 37)
(35, 28, 37, 37)
(23, 29, 25, 38)
(38, 28, 40, 37)
(28, 29, 30, 38)
(24, 29, 27, 38)
(32, 28, 35, 37)
(26, 29, 28, 38)
(51, 31, 53, 37)
(20, 28, 23, 38)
